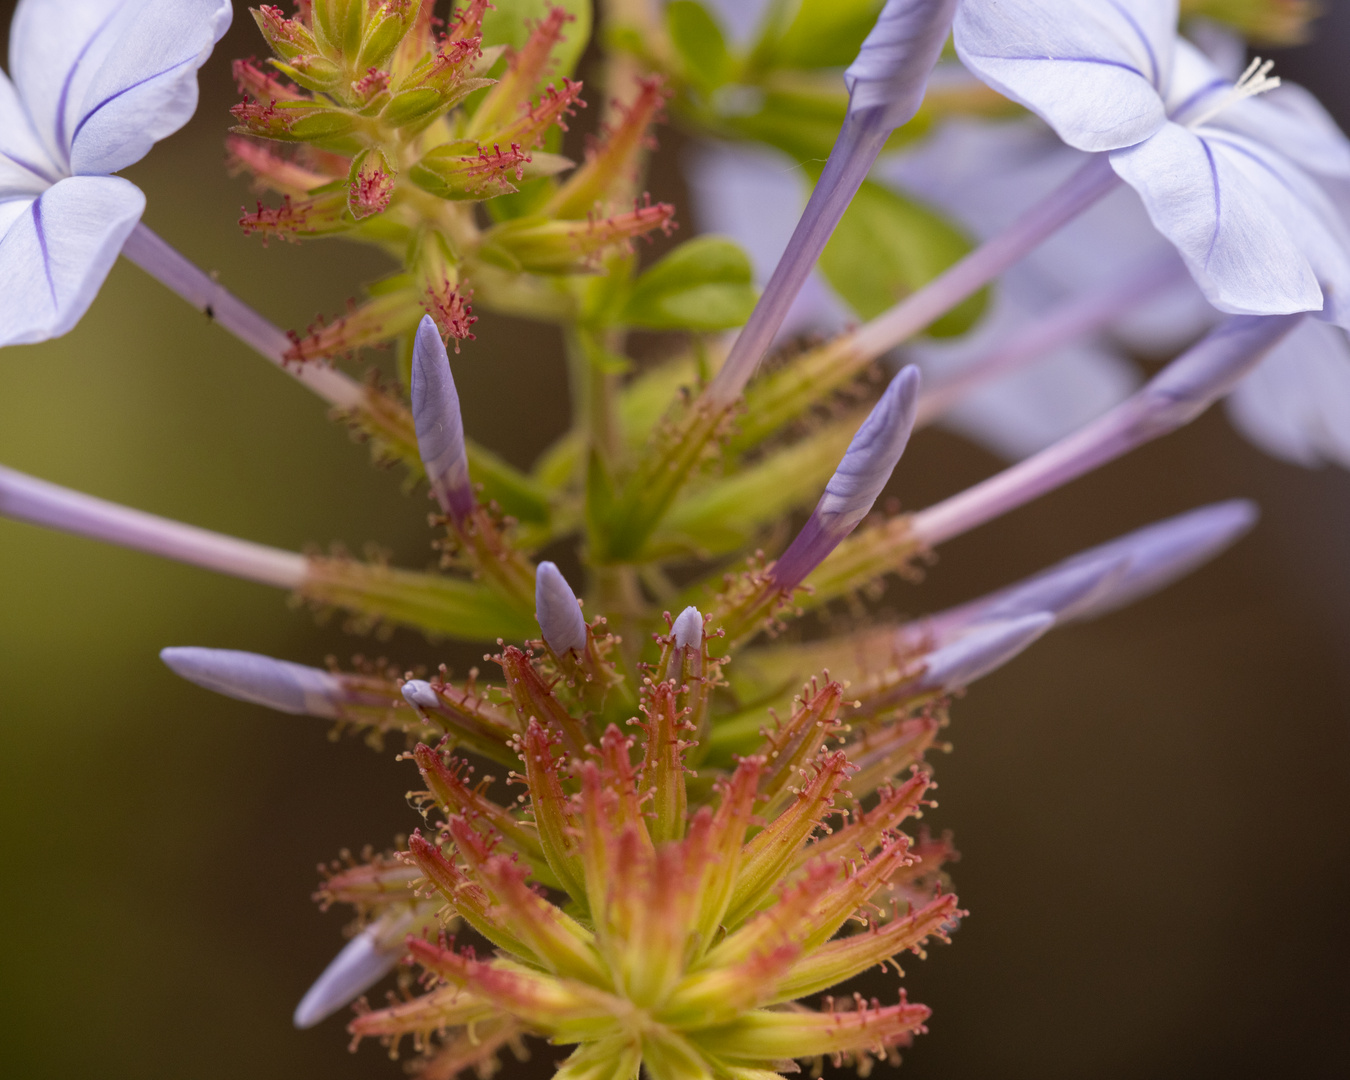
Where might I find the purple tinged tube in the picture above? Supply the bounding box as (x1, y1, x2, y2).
(121, 224, 367, 411)
(410, 315, 474, 521)
(0, 465, 306, 588)
(773, 366, 922, 591)
(913, 500, 1260, 650)
(911, 315, 1301, 548)
(704, 0, 959, 406)
(535, 561, 588, 655)
(159, 647, 344, 717)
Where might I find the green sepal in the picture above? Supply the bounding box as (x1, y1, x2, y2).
(616, 236, 758, 332)
(270, 54, 344, 94)
(356, 3, 412, 72)
(303, 558, 539, 642)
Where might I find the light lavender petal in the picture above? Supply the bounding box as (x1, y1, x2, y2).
(160, 647, 343, 718)
(1227, 319, 1350, 469)
(535, 561, 587, 655)
(411, 315, 474, 520)
(953, 0, 1174, 153)
(0, 175, 144, 345)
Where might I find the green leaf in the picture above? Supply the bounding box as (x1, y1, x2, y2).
(817, 178, 985, 337)
(618, 236, 758, 331)
(666, 1, 731, 91)
(768, 0, 886, 69)
(482, 0, 593, 85)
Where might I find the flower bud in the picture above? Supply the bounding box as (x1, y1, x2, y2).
(672, 606, 703, 649)
(160, 647, 343, 717)
(535, 562, 588, 655)
(772, 366, 921, 590)
(410, 315, 474, 520)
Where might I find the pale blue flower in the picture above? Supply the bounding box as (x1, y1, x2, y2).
(0, 0, 232, 345)
(1227, 317, 1350, 469)
(954, 0, 1350, 324)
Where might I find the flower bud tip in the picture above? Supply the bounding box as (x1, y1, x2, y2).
(401, 679, 441, 710)
(673, 605, 703, 649)
(293, 924, 402, 1029)
(159, 647, 342, 717)
(535, 561, 588, 655)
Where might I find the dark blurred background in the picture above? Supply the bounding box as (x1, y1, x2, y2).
(2, 3, 1348, 1078)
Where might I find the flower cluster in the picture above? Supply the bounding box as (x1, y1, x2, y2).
(1, 0, 1346, 1078)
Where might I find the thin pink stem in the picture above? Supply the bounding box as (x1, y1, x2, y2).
(120, 224, 366, 411)
(0, 465, 306, 588)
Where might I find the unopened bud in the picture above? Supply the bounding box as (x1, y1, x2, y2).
(410, 315, 474, 520)
(535, 561, 588, 655)
(672, 606, 704, 649)
(772, 366, 921, 590)
(160, 647, 342, 717)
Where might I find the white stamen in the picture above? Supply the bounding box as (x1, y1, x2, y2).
(1187, 57, 1281, 129)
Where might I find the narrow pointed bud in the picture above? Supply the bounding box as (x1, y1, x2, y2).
(772, 366, 921, 591)
(1055, 501, 1259, 623)
(410, 315, 474, 520)
(161, 647, 343, 717)
(535, 561, 588, 655)
(913, 614, 1054, 695)
(672, 606, 703, 649)
(704, 0, 957, 406)
(0, 465, 306, 588)
(844, 0, 962, 125)
(293, 905, 435, 1028)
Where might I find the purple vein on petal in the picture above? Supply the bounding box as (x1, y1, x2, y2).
(70, 56, 197, 150)
(3, 151, 60, 185)
(1104, 0, 1159, 88)
(1199, 137, 1222, 266)
(30, 198, 57, 306)
(53, 0, 132, 162)
(965, 52, 1146, 79)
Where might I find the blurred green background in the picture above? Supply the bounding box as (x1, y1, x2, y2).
(2, 4, 1349, 1078)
